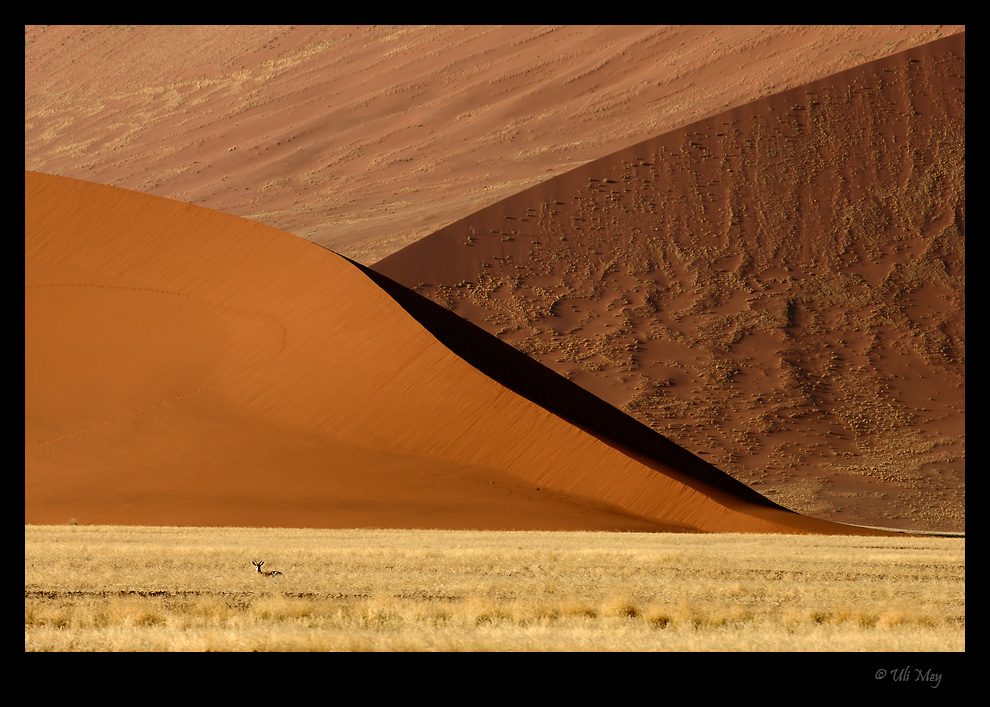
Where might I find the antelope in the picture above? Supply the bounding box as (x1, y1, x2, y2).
(252, 560, 283, 577)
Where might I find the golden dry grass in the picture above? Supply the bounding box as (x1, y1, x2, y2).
(25, 524, 964, 651)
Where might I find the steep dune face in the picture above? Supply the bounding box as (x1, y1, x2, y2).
(25, 25, 961, 264)
(373, 35, 965, 532)
(26, 171, 877, 533)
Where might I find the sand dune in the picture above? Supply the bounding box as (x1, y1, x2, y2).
(25, 26, 962, 534)
(25, 170, 886, 534)
(25, 25, 961, 264)
(373, 34, 965, 533)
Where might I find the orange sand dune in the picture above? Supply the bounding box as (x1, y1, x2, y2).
(25, 171, 885, 534)
(25, 25, 962, 265)
(374, 34, 965, 533)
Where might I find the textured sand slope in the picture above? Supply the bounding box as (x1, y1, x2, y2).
(25, 25, 962, 264)
(373, 34, 965, 532)
(25, 171, 882, 533)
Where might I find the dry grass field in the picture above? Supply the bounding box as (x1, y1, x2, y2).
(25, 524, 963, 652)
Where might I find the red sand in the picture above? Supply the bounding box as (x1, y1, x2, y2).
(25, 171, 886, 534)
(25, 25, 963, 534)
(374, 34, 966, 533)
(25, 25, 962, 264)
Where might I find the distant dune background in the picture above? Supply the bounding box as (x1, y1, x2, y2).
(25, 25, 962, 263)
(25, 25, 963, 532)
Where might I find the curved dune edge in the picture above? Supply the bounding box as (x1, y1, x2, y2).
(25, 25, 963, 265)
(26, 171, 888, 534)
(373, 34, 965, 533)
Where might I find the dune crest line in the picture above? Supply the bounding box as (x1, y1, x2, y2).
(25, 171, 886, 534)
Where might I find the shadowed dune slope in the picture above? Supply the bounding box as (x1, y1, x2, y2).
(354, 259, 777, 511)
(25, 171, 885, 534)
(373, 34, 965, 533)
(25, 25, 961, 264)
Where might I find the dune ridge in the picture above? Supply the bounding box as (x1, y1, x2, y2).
(25, 25, 962, 264)
(25, 171, 886, 534)
(373, 34, 965, 532)
(26, 26, 961, 534)
(354, 259, 782, 511)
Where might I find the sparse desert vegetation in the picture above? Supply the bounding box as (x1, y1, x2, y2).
(26, 525, 964, 652)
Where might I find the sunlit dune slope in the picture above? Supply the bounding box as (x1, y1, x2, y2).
(25, 171, 887, 534)
(373, 34, 965, 532)
(25, 25, 961, 264)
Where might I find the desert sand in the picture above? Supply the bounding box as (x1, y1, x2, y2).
(25, 25, 963, 533)
(373, 34, 965, 532)
(25, 25, 962, 264)
(25, 170, 882, 533)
